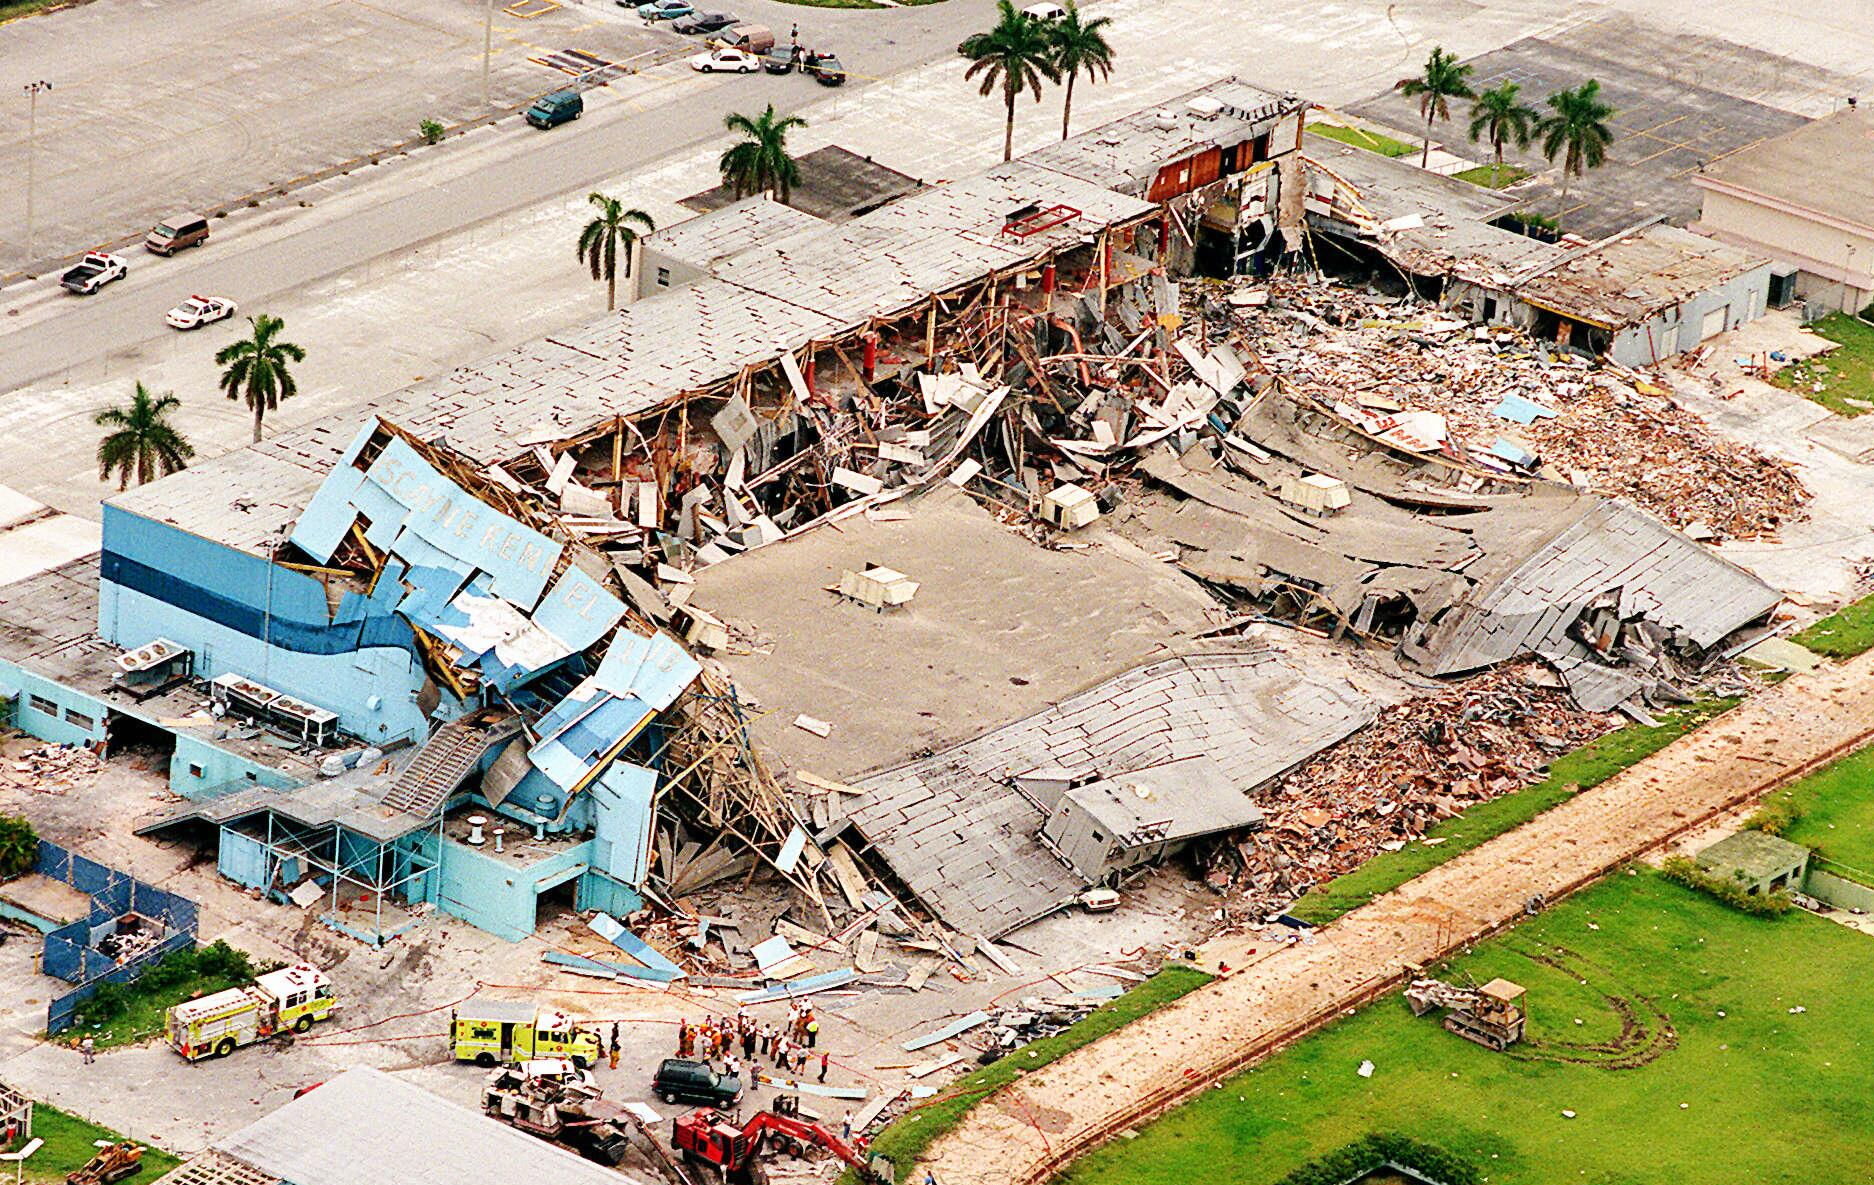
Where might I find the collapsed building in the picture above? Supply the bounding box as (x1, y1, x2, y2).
(0, 79, 1784, 947)
(1303, 144, 1774, 367)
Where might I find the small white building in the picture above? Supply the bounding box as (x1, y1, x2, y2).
(1692, 106, 1874, 317)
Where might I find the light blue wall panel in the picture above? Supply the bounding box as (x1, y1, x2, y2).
(0, 660, 109, 748)
(217, 827, 271, 890)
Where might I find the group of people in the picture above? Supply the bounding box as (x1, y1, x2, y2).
(677, 1004, 831, 1083)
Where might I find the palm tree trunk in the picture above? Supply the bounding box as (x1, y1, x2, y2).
(1556, 172, 1571, 233)
(252, 398, 264, 444)
(1494, 138, 1504, 187)
(607, 267, 617, 312)
(1422, 108, 1433, 168)
(1004, 87, 1017, 162)
(1062, 72, 1076, 140)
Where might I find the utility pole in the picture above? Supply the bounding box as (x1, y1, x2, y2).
(22, 80, 51, 264)
(483, 0, 494, 108)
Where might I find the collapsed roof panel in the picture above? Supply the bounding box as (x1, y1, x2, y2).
(843, 651, 1377, 937)
(1400, 497, 1782, 677)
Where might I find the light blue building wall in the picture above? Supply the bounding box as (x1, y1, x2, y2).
(410, 830, 641, 942)
(0, 656, 300, 801)
(97, 506, 438, 745)
(0, 658, 110, 748)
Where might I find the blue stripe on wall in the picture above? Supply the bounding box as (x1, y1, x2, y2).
(101, 550, 416, 658)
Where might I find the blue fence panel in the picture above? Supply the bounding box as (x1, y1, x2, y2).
(33, 839, 203, 1034)
(46, 931, 195, 1036)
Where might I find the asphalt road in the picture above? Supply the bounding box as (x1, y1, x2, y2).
(0, 0, 1000, 397)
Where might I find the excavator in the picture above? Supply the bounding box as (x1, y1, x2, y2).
(66, 1143, 144, 1185)
(672, 1096, 888, 1183)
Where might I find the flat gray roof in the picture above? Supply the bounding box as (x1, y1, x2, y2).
(679, 145, 924, 222)
(644, 195, 828, 274)
(110, 155, 1157, 550)
(1066, 755, 1266, 840)
(1026, 78, 1302, 194)
(1695, 107, 1874, 236)
(1515, 224, 1768, 328)
(687, 484, 1220, 781)
(216, 1068, 650, 1185)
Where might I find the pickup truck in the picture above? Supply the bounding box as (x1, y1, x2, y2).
(61, 252, 128, 295)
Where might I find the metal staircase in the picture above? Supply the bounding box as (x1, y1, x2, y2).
(381, 710, 522, 818)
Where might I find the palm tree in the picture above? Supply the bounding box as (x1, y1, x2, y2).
(718, 105, 809, 204)
(1050, 2, 1114, 141)
(95, 383, 194, 490)
(216, 314, 306, 444)
(959, 0, 1060, 162)
(1396, 46, 1474, 168)
(1536, 79, 1616, 230)
(577, 193, 656, 312)
(1467, 80, 1537, 187)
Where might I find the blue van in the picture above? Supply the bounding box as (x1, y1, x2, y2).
(525, 90, 584, 129)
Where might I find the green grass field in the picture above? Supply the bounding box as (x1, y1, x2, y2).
(1774, 314, 1874, 417)
(1452, 163, 1530, 189)
(1306, 124, 1417, 158)
(858, 967, 1211, 1181)
(1062, 870, 1874, 1185)
(1289, 698, 1737, 925)
(1754, 742, 1874, 881)
(6, 1104, 180, 1184)
(1792, 590, 1874, 658)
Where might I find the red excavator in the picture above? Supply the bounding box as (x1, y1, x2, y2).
(671, 1097, 886, 1183)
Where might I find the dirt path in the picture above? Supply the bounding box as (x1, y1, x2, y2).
(918, 649, 1874, 1184)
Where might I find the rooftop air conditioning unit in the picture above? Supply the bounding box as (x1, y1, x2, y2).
(1186, 96, 1224, 120)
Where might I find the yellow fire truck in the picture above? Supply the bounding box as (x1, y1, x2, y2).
(164, 964, 338, 1060)
(451, 998, 603, 1068)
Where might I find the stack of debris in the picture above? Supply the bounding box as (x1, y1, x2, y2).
(1210, 664, 1613, 915)
(1228, 278, 1809, 541)
(3, 742, 102, 794)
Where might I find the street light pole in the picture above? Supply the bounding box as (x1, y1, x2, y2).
(22, 80, 51, 264)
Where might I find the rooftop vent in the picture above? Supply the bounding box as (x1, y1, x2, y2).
(1185, 96, 1224, 120)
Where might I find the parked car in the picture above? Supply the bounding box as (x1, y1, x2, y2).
(671, 10, 736, 34)
(803, 50, 846, 86)
(59, 252, 128, 295)
(762, 45, 798, 74)
(708, 22, 774, 53)
(164, 294, 238, 330)
(144, 214, 210, 256)
(1022, 2, 1067, 19)
(652, 1059, 743, 1108)
(690, 47, 758, 73)
(525, 90, 584, 129)
(634, 0, 693, 19)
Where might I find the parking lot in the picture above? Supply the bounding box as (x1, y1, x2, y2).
(1349, 11, 1859, 236)
(0, 0, 687, 275)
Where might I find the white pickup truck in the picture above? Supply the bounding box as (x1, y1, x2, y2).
(60, 252, 128, 295)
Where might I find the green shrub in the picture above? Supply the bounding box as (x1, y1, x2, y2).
(1661, 856, 1793, 916)
(1272, 1132, 1481, 1185)
(419, 119, 446, 145)
(1744, 800, 1800, 836)
(0, 814, 36, 879)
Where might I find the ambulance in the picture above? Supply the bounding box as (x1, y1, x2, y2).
(164, 964, 338, 1060)
(451, 998, 603, 1067)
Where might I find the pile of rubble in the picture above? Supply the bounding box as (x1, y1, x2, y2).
(1228, 278, 1810, 541)
(1214, 664, 1615, 915)
(2, 742, 103, 795)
